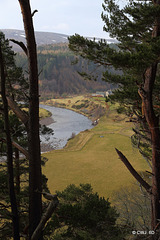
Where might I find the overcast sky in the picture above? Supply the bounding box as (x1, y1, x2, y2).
(0, 0, 122, 39)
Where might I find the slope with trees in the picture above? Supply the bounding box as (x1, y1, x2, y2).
(15, 43, 113, 98)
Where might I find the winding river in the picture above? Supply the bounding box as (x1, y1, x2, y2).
(40, 105, 93, 150)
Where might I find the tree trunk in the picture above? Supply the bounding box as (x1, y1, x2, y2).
(142, 64, 160, 230)
(141, 2, 160, 229)
(18, 1, 42, 239)
(15, 148, 20, 196)
(0, 40, 20, 239)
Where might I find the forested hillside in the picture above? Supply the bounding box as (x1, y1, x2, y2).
(15, 43, 113, 98)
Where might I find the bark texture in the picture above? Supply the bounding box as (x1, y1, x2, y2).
(18, 1, 42, 239)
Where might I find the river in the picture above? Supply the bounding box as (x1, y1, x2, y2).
(40, 105, 93, 150)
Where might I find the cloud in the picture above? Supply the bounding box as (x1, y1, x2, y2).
(0, 0, 108, 38)
(52, 23, 69, 31)
(41, 23, 69, 32)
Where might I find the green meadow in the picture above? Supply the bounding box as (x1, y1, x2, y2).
(42, 102, 149, 200)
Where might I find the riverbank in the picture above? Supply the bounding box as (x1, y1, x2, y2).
(40, 116, 54, 126)
(40, 95, 106, 122)
(39, 95, 106, 152)
(40, 104, 93, 151)
(42, 105, 150, 199)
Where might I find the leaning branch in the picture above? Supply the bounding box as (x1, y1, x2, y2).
(31, 194, 59, 240)
(10, 39, 28, 56)
(115, 148, 152, 194)
(7, 97, 28, 127)
(0, 138, 29, 159)
(12, 141, 29, 159)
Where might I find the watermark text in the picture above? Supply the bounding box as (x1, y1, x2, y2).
(132, 230, 155, 235)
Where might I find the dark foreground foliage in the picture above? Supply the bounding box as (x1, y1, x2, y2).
(44, 184, 128, 240)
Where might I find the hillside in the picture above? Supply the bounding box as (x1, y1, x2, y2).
(1, 29, 69, 51)
(0, 29, 117, 98)
(15, 43, 114, 98)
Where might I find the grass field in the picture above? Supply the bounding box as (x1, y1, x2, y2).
(42, 101, 149, 199)
(22, 107, 52, 119)
(39, 108, 52, 119)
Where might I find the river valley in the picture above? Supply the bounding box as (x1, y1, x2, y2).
(40, 104, 93, 151)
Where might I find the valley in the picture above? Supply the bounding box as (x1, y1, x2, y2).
(41, 96, 149, 199)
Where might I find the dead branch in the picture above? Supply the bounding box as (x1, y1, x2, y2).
(0, 138, 29, 159)
(7, 97, 28, 127)
(12, 141, 29, 159)
(10, 39, 28, 56)
(146, 170, 154, 176)
(115, 148, 152, 194)
(31, 10, 38, 17)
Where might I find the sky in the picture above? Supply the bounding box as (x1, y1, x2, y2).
(0, 0, 124, 39)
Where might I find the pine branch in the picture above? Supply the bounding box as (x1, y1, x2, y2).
(132, 128, 151, 143)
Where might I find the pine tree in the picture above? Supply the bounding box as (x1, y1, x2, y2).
(44, 184, 127, 240)
(69, 0, 160, 233)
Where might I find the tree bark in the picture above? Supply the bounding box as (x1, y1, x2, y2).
(18, 1, 42, 239)
(15, 148, 20, 196)
(142, 64, 160, 230)
(0, 40, 20, 239)
(140, 1, 160, 229)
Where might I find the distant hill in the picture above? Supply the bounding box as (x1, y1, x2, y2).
(0, 29, 116, 97)
(15, 43, 114, 98)
(0, 29, 117, 51)
(0, 29, 69, 51)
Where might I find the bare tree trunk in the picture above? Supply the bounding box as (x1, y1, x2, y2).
(0, 40, 20, 239)
(18, 1, 42, 239)
(15, 148, 20, 196)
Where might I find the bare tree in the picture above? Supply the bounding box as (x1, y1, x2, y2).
(18, 1, 42, 239)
